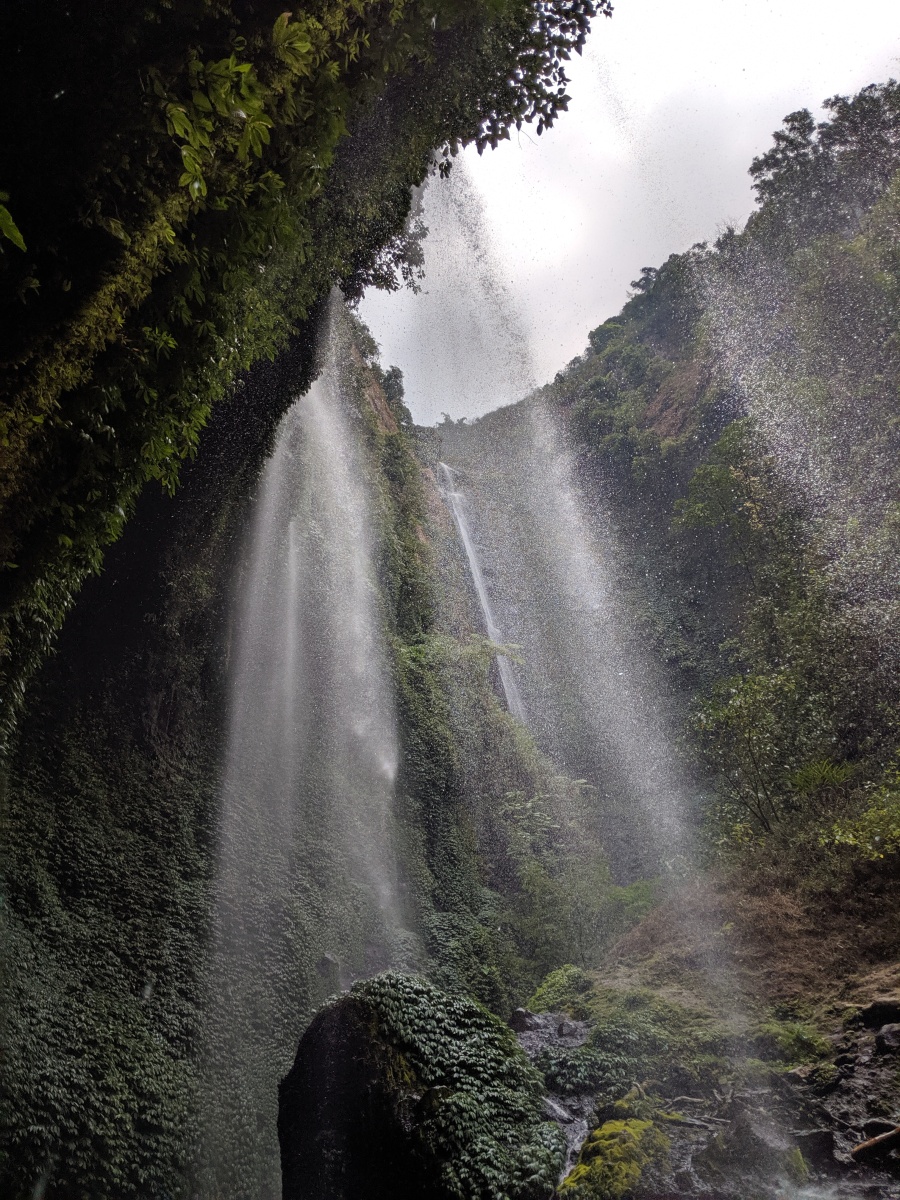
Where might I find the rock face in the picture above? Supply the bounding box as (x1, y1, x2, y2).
(510, 1007, 593, 1173)
(859, 999, 900, 1029)
(788, 1001, 900, 1169)
(278, 973, 565, 1200)
(875, 1023, 900, 1054)
(514, 976, 900, 1200)
(278, 997, 431, 1200)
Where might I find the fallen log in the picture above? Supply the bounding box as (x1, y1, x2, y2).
(851, 1125, 900, 1163)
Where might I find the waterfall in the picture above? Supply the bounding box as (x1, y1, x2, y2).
(360, 163, 535, 422)
(438, 461, 526, 721)
(439, 404, 697, 882)
(518, 404, 691, 866)
(197, 323, 407, 1198)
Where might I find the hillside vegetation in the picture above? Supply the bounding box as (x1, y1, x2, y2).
(536, 81, 900, 900)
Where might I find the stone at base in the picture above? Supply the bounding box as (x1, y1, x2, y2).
(278, 999, 432, 1200)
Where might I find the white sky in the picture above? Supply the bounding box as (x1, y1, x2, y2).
(359, 0, 900, 424)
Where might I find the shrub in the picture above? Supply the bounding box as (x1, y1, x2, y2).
(527, 964, 593, 1016)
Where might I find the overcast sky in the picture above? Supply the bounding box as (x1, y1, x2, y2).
(358, 0, 900, 424)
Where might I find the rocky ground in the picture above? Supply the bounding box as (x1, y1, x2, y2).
(511, 1009, 595, 1173)
(511, 993, 900, 1199)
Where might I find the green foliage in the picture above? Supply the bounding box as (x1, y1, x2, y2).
(748, 81, 900, 243)
(493, 783, 625, 974)
(825, 760, 900, 860)
(0, 711, 218, 1198)
(538, 76, 900, 883)
(346, 972, 566, 1199)
(0, 0, 609, 741)
(394, 501, 625, 996)
(0, 193, 25, 252)
(527, 964, 594, 1016)
(753, 1017, 830, 1065)
(684, 418, 898, 846)
(558, 1118, 669, 1200)
(530, 981, 728, 1101)
(594, 880, 660, 948)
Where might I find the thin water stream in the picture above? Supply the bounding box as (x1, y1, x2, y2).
(438, 461, 526, 720)
(438, 402, 698, 883)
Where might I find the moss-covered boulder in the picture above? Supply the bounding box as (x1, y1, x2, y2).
(278, 972, 565, 1200)
(558, 1118, 670, 1199)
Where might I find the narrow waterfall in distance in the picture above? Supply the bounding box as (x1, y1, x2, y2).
(437, 400, 699, 884)
(437, 461, 526, 721)
(196, 320, 407, 1198)
(395, 165, 700, 883)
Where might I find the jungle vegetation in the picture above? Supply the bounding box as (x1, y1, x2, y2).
(541, 79, 900, 890)
(0, 0, 607, 741)
(3, 24, 900, 1197)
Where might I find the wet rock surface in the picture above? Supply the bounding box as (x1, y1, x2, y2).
(876, 1025, 900, 1054)
(513, 1001, 900, 1200)
(279, 997, 433, 1200)
(860, 1000, 900, 1029)
(787, 1007, 900, 1172)
(653, 1073, 900, 1199)
(510, 1008, 593, 1172)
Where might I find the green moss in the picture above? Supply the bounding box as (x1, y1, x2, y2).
(754, 1017, 830, 1065)
(558, 1118, 670, 1200)
(591, 1085, 671, 1128)
(805, 1062, 840, 1090)
(732, 1057, 779, 1088)
(530, 977, 729, 1101)
(343, 973, 566, 1200)
(528, 964, 594, 1017)
(781, 1147, 810, 1184)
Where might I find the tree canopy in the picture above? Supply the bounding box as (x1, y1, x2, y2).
(0, 0, 609, 738)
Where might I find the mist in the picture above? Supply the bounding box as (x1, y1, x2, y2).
(359, 0, 899, 424)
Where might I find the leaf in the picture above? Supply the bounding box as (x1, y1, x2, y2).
(180, 145, 204, 173)
(165, 103, 194, 141)
(0, 203, 26, 251)
(273, 12, 315, 73)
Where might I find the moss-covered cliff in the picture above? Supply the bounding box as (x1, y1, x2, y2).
(0, 301, 603, 1197)
(0, 0, 607, 744)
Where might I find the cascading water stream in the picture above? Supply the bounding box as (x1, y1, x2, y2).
(439, 388, 753, 1064)
(197, 320, 407, 1198)
(390, 169, 697, 879)
(518, 404, 693, 866)
(439, 404, 697, 881)
(438, 461, 526, 721)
